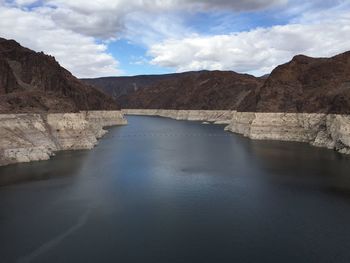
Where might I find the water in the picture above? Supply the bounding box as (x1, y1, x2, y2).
(1, 116, 350, 263)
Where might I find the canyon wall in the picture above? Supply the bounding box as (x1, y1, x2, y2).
(0, 111, 127, 166)
(124, 109, 350, 154)
(122, 109, 234, 124)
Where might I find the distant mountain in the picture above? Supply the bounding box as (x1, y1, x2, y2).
(123, 71, 264, 110)
(84, 71, 265, 110)
(82, 72, 210, 108)
(0, 37, 119, 113)
(259, 74, 270, 79)
(83, 50, 350, 114)
(241, 52, 350, 113)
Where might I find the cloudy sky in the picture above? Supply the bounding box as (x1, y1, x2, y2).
(1, 0, 349, 78)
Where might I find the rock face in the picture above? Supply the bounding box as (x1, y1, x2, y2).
(85, 71, 264, 110)
(242, 52, 350, 113)
(225, 112, 350, 154)
(0, 37, 119, 113)
(87, 51, 350, 115)
(0, 55, 19, 94)
(82, 73, 184, 108)
(124, 71, 264, 110)
(123, 109, 235, 124)
(0, 38, 127, 166)
(0, 111, 127, 166)
(98, 52, 350, 115)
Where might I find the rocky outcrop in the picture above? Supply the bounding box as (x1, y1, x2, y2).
(126, 71, 264, 110)
(241, 52, 350, 113)
(122, 109, 234, 124)
(87, 71, 264, 110)
(124, 109, 350, 154)
(95, 52, 350, 114)
(0, 111, 127, 166)
(0, 37, 119, 113)
(0, 38, 128, 167)
(225, 112, 350, 154)
(0, 55, 19, 94)
(82, 73, 185, 108)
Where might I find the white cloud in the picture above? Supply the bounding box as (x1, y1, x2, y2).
(124, 12, 192, 46)
(45, 0, 285, 13)
(34, 0, 287, 39)
(0, 4, 121, 78)
(148, 11, 350, 76)
(176, 0, 287, 11)
(14, 0, 38, 5)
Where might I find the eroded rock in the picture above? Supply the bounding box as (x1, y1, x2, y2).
(0, 111, 127, 166)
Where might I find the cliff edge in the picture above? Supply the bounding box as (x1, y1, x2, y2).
(0, 37, 119, 113)
(0, 37, 127, 166)
(241, 52, 350, 114)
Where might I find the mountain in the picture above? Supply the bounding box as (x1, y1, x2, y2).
(0, 37, 119, 113)
(242, 52, 350, 114)
(82, 72, 208, 108)
(113, 52, 350, 114)
(86, 71, 264, 110)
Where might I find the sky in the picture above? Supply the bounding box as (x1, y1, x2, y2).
(0, 0, 349, 78)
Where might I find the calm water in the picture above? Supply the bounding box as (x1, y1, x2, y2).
(1, 116, 350, 263)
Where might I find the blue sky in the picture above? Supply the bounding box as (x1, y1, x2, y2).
(107, 40, 173, 76)
(0, 0, 349, 77)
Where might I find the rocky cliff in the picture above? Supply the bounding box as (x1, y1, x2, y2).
(85, 71, 264, 110)
(0, 111, 127, 166)
(241, 52, 350, 113)
(90, 52, 350, 115)
(123, 109, 234, 124)
(0, 38, 127, 166)
(125, 71, 263, 110)
(225, 112, 350, 154)
(82, 73, 184, 108)
(0, 37, 119, 113)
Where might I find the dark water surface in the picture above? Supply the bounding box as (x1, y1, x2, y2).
(1, 116, 350, 263)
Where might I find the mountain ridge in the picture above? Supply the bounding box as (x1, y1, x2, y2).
(0, 37, 119, 113)
(86, 51, 350, 114)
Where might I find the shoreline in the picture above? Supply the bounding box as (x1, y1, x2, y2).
(0, 111, 127, 166)
(123, 109, 350, 155)
(2, 109, 349, 167)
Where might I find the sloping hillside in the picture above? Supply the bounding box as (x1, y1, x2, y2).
(241, 52, 350, 114)
(96, 71, 264, 110)
(0, 37, 119, 113)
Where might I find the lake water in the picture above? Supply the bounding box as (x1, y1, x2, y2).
(1, 116, 350, 263)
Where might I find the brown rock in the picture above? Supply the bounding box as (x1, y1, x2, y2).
(122, 71, 264, 110)
(250, 52, 350, 114)
(0, 37, 119, 113)
(84, 50, 350, 114)
(82, 73, 195, 108)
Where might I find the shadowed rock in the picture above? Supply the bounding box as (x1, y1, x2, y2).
(120, 71, 264, 110)
(0, 37, 119, 113)
(241, 52, 350, 114)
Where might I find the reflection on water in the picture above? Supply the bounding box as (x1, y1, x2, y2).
(0, 150, 87, 186)
(1, 116, 350, 263)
